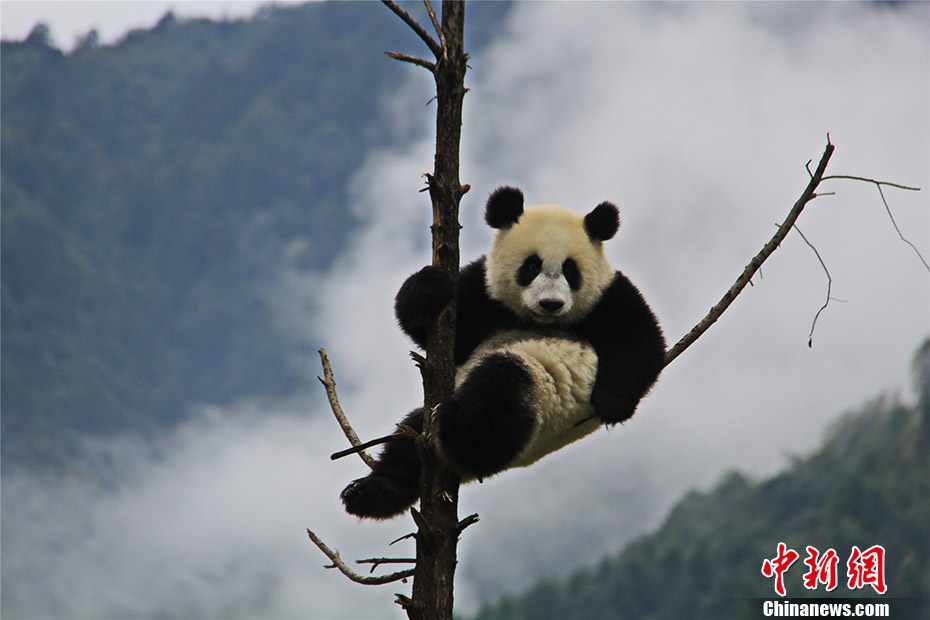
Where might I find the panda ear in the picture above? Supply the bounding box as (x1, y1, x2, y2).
(584, 202, 620, 241)
(485, 186, 524, 229)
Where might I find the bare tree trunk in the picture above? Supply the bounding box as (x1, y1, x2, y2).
(397, 2, 468, 618)
(311, 3, 471, 616)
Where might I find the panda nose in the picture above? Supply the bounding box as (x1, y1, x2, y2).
(539, 299, 564, 313)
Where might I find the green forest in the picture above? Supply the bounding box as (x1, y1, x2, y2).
(473, 342, 930, 619)
(0, 2, 509, 467)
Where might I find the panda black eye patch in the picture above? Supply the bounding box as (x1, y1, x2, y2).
(562, 258, 581, 290)
(517, 254, 542, 286)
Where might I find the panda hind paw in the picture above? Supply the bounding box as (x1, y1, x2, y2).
(340, 475, 419, 520)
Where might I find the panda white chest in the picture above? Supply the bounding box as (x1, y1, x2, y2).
(455, 330, 600, 471)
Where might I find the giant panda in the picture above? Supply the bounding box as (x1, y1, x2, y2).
(340, 186, 666, 519)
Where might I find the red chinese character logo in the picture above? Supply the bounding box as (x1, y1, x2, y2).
(762, 542, 800, 596)
(847, 545, 887, 594)
(802, 546, 839, 591)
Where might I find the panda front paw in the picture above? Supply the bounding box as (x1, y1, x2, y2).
(340, 474, 419, 520)
(395, 266, 456, 345)
(591, 385, 637, 426)
(400, 265, 455, 309)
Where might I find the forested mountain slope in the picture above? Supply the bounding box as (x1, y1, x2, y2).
(474, 343, 930, 619)
(1, 2, 509, 467)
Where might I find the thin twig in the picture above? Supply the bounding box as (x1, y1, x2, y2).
(381, 0, 443, 59)
(792, 224, 837, 348)
(332, 422, 420, 461)
(331, 432, 404, 461)
(424, 0, 446, 55)
(457, 513, 480, 535)
(391, 531, 417, 546)
(385, 51, 436, 73)
(664, 136, 836, 366)
(822, 175, 927, 271)
(410, 350, 427, 368)
(358, 557, 417, 574)
(822, 175, 920, 192)
(318, 348, 375, 469)
(307, 530, 415, 585)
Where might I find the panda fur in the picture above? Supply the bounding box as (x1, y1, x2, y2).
(340, 186, 666, 519)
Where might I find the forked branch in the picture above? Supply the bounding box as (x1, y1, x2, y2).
(664, 138, 925, 365)
(307, 529, 415, 585)
(664, 136, 835, 366)
(381, 0, 443, 59)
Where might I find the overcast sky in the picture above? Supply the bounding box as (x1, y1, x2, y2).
(3, 2, 929, 619)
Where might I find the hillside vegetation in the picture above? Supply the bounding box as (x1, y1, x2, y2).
(1, 2, 509, 467)
(474, 343, 930, 619)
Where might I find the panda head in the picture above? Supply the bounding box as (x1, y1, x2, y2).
(484, 186, 620, 324)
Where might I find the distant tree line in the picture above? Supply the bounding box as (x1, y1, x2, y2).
(0, 2, 511, 467)
(474, 341, 929, 620)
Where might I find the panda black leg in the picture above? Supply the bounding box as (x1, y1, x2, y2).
(340, 408, 423, 520)
(440, 353, 537, 479)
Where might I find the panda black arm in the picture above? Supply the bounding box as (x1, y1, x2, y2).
(394, 265, 455, 350)
(581, 272, 666, 425)
(395, 258, 511, 361)
(454, 258, 514, 364)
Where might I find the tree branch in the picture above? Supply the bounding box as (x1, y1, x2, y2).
(423, 0, 446, 55)
(821, 175, 919, 191)
(821, 175, 927, 271)
(318, 348, 375, 469)
(381, 0, 443, 60)
(385, 51, 436, 73)
(358, 557, 417, 574)
(457, 513, 480, 535)
(307, 529, 415, 585)
(331, 431, 404, 461)
(664, 137, 835, 367)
